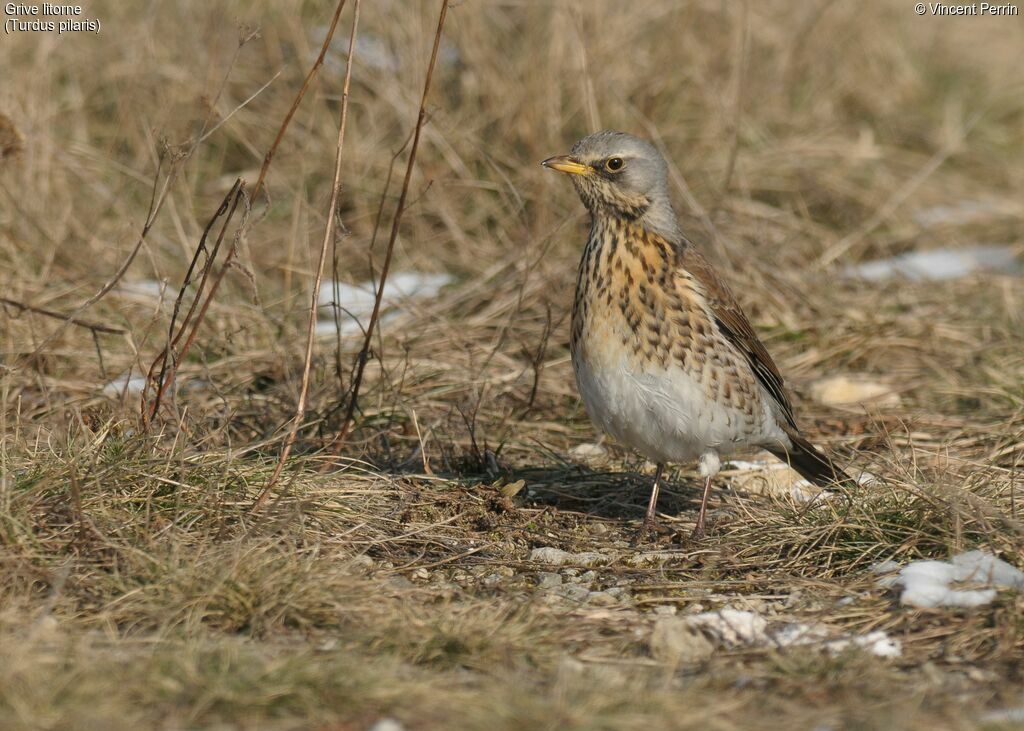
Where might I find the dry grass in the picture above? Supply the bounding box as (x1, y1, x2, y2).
(2, 0, 1024, 728)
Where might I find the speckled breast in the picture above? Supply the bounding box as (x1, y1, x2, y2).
(569, 218, 766, 463)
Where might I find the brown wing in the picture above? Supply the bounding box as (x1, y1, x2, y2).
(680, 245, 798, 430)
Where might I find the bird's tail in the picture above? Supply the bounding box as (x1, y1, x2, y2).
(768, 429, 857, 489)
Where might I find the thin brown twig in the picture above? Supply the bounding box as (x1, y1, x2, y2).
(325, 0, 451, 458)
(328, 127, 416, 398)
(251, 0, 362, 512)
(142, 180, 246, 424)
(0, 297, 127, 335)
(146, 191, 255, 424)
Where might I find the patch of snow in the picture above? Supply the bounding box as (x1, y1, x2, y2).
(773, 622, 900, 658)
(687, 609, 768, 647)
(118, 279, 168, 303)
(101, 374, 147, 398)
(368, 720, 406, 731)
(980, 707, 1024, 724)
(824, 630, 902, 659)
(529, 546, 610, 567)
(350, 34, 400, 72)
(314, 317, 371, 339)
(874, 550, 1023, 608)
(318, 280, 378, 312)
(952, 549, 1024, 588)
(843, 244, 1020, 282)
(912, 200, 1005, 229)
(773, 622, 830, 646)
(316, 271, 453, 340)
(871, 560, 902, 583)
(568, 442, 607, 462)
(310, 29, 400, 73)
(313, 29, 460, 74)
(675, 610, 901, 659)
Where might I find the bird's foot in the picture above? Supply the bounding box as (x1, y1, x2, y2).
(633, 517, 670, 545)
(689, 513, 721, 542)
(632, 520, 656, 545)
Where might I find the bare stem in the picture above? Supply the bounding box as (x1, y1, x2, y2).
(252, 0, 362, 512)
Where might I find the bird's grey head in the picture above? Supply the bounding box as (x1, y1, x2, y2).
(542, 130, 680, 242)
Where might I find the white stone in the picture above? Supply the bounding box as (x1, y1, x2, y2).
(529, 546, 610, 567)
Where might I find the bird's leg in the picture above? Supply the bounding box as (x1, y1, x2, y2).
(637, 462, 665, 540)
(692, 452, 721, 540)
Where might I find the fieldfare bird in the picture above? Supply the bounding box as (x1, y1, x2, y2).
(543, 131, 853, 539)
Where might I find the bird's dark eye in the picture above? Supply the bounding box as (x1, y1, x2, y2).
(604, 157, 625, 172)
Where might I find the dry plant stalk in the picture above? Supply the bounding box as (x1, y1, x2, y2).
(0, 297, 126, 336)
(327, 128, 415, 395)
(142, 0, 351, 425)
(141, 180, 246, 424)
(326, 0, 452, 456)
(251, 0, 362, 511)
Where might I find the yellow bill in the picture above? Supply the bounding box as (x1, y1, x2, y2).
(541, 155, 591, 176)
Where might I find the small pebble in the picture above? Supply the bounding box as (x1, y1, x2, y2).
(537, 572, 563, 589)
(587, 591, 618, 606)
(557, 585, 591, 603)
(349, 555, 375, 572)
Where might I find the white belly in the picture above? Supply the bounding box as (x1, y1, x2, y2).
(573, 346, 783, 465)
